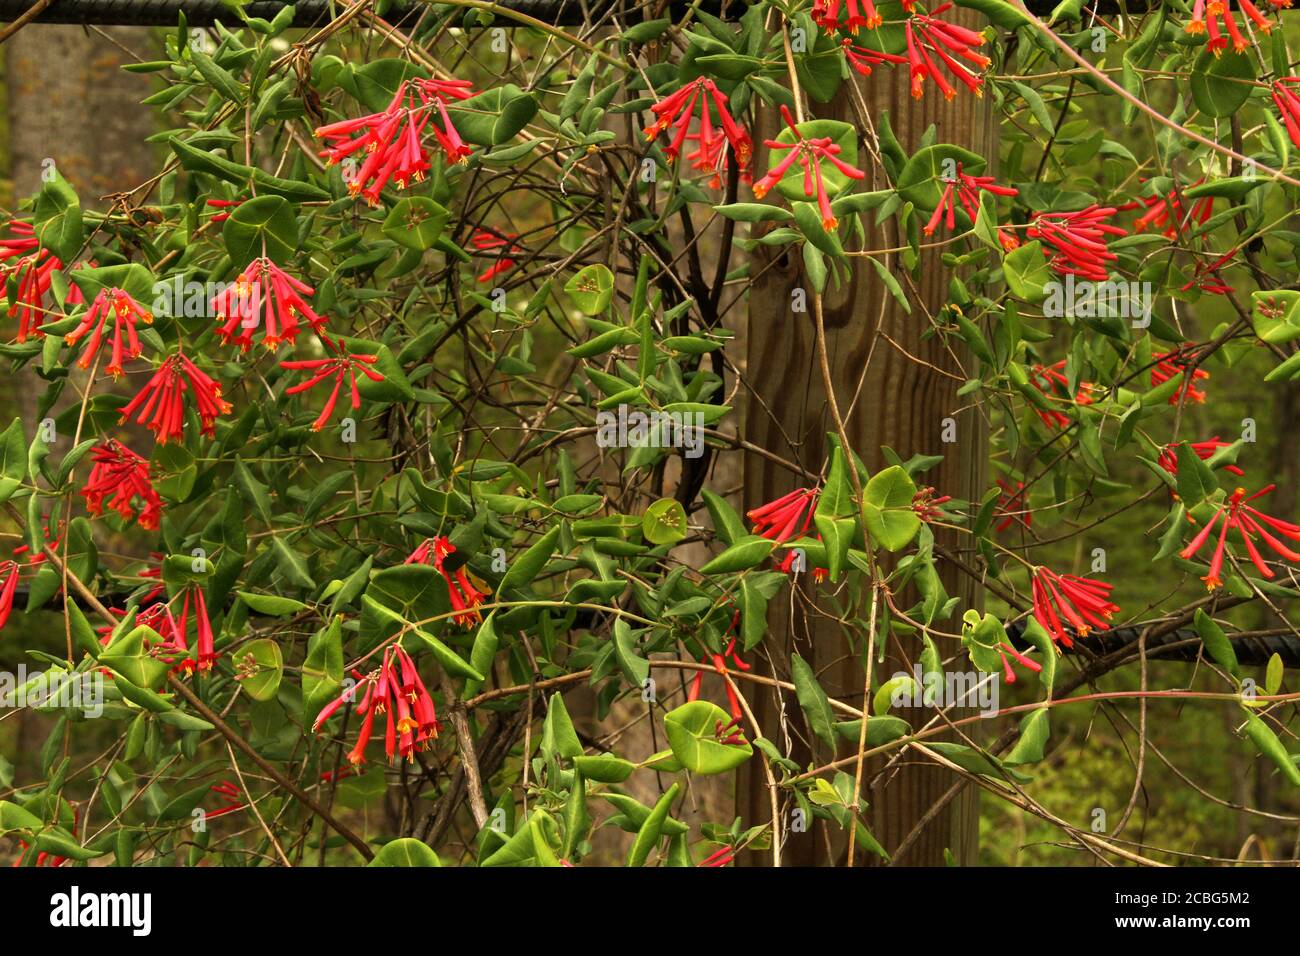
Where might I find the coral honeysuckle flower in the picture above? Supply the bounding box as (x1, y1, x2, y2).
(698, 844, 737, 867)
(814, 0, 884, 32)
(748, 486, 819, 544)
(280, 340, 384, 432)
(1128, 180, 1214, 238)
(1185, 0, 1277, 54)
(1, 220, 61, 343)
(313, 645, 441, 765)
(1151, 350, 1210, 405)
(644, 77, 752, 170)
(1026, 205, 1126, 282)
(205, 198, 242, 224)
(211, 257, 327, 351)
(841, 38, 909, 76)
(204, 781, 246, 820)
(0, 560, 20, 632)
(1157, 438, 1244, 477)
(406, 536, 489, 626)
(994, 478, 1031, 533)
(472, 229, 521, 284)
(119, 352, 232, 444)
(752, 106, 864, 230)
(1181, 247, 1237, 296)
(64, 287, 153, 376)
(1030, 359, 1097, 430)
(1180, 484, 1300, 589)
(923, 163, 1017, 236)
(905, 4, 990, 100)
(314, 78, 474, 204)
(1031, 566, 1119, 647)
(686, 635, 751, 720)
(81, 439, 163, 530)
(1272, 77, 1300, 148)
(911, 486, 953, 522)
(175, 583, 217, 673)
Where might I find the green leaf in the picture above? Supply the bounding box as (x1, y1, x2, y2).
(369, 837, 442, 866)
(626, 783, 679, 867)
(572, 754, 636, 782)
(233, 638, 283, 702)
(642, 497, 687, 545)
(271, 536, 316, 590)
(1004, 708, 1051, 766)
(564, 264, 615, 316)
(699, 535, 775, 574)
(863, 465, 920, 551)
(1194, 608, 1240, 680)
(499, 526, 560, 595)
(237, 591, 309, 616)
(663, 700, 752, 774)
(33, 172, 83, 263)
(1243, 712, 1300, 786)
(382, 197, 449, 251)
(543, 692, 583, 760)
(1266, 653, 1283, 696)
(302, 617, 343, 725)
(1190, 47, 1255, 118)
(791, 653, 836, 749)
(223, 195, 298, 268)
(1004, 240, 1051, 303)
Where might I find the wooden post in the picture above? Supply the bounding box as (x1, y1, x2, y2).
(738, 14, 995, 865)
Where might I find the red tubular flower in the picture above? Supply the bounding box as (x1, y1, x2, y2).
(814, 0, 884, 32)
(994, 478, 1031, 533)
(211, 258, 327, 351)
(1180, 485, 1300, 589)
(1030, 359, 1097, 430)
(686, 636, 751, 720)
(314, 645, 440, 764)
(1031, 566, 1120, 647)
(1186, 0, 1275, 54)
(1157, 437, 1244, 477)
(995, 635, 1043, 684)
(81, 439, 163, 530)
(752, 106, 864, 230)
(135, 602, 191, 670)
(205, 781, 246, 819)
(923, 163, 1018, 236)
(175, 584, 216, 673)
(905, 4, 990, 101)
(841, 38, 909, 76)
(1129, 180, 1214, 238)
(0, 560, 20, 632)
(1, 220, 61, 343)
(748, 486, 819, 544)
(406, 536, 489, 627)
(119, 352, 232, 444)
(1272, 77, 1300, 148)
(698, 844, 737, 867)
(1026, 206, 1126, 281)
(315, 79, 474, 204)
(644, 77, 752, 171)
(1150, 351, 1210, 405)
(280, 341, 384, 431)
(64, 287, 153, 376)
(472, 230, 521, 284)
(1181, 247, 1237, 296)
(911, 486, 953, 522)
(205, 198, 242, 224)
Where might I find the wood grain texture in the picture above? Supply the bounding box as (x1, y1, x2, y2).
(738, 25, 995, 866)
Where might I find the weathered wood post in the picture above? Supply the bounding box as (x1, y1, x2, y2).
(739, 13, 996, 865)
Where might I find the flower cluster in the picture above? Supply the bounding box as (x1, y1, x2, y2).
(1157, 438, 1243, 477)
(1185, 0, 1282, 54)
(753, 106, 864, 230)
(211, 258, 327, 351)
(923, 163, 1017, 236)
(279, 339, 384, 431)
(644, 77, 752, 172)
(314, 77, 475, 204)
(686, 634, 751, 720)
(313, 644, 440, 765)
(1026, 206, 1125, 281)
(0, 561, 19, 633)
(1151, 351, 1210, 405)
(120, 353, 232, 444)
(1181, 485, 1300, 589)
(1031, 567, 1120, 647)
(81, 439, 163, 530)
(0, 219, 60, 342)
(64, 287, 153, 376)
(406, 536, 489, 626)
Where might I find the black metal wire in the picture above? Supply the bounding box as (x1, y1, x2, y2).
(0, 0, 1117, 28)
